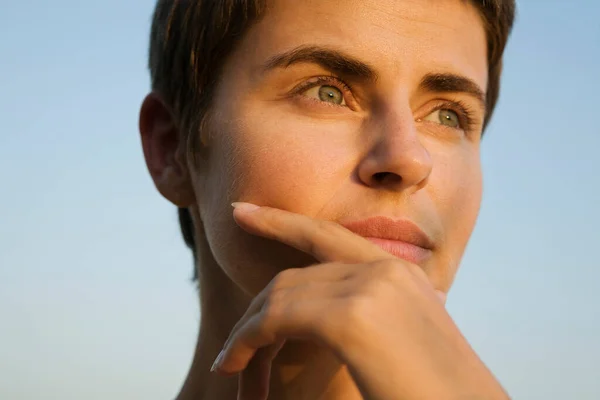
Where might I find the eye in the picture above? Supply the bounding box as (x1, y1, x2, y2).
(303, 85, 346, 106)
(423, 108, 461, 129)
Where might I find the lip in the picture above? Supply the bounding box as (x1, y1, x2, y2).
(339, 216, 434, 264)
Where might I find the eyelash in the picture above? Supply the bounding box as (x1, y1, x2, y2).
(425, 99, 477, 133)
(291, 75, 354, 108)
(291, 75, 478, 132)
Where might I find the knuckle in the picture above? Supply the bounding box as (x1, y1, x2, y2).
(369, 259, 427, 296)
(373, 258, 405, 281)
(270, 268, 298, 291)
(355, 259, 410, 297)
(405, 262, 425, 278)
(358, 273, 389, 297)
(342, 295, 373, 327)
(258, 207, 285, 237)
(316, 219, 344, 237)
(262, 287, 287, 321)
(311, 220, 346, 254)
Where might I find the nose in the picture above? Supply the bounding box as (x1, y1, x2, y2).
(357, 106, 432, 193)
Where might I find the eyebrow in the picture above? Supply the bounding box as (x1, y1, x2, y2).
(263, 46, 486, 109)
(263, 45, 378, 83)
(420, 73, 487, 110)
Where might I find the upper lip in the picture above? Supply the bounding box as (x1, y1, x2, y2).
(339, 216, 434, 250)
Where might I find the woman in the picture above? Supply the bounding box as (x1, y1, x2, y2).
(139, 0, 516, 398)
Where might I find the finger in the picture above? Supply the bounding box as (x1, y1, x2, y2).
(232, 203, 392, 264)
(259, 263, 360, 293)
(217, 313, 279, 375)
(215, 267, 353, 378)
(237, 340, 285, 400)
(215, 282, 348, 375)
(220, 264, 349, 353)
(218, 283, 274, 353)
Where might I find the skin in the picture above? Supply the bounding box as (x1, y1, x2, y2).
(139, 0, 503, 398)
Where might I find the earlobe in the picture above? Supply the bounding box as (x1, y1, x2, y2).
(139, 92, 196, 207)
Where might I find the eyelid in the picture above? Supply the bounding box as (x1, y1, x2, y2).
(421, 100, 478, 133)
(287, 77, 479, 132)
(290, 75, 357, 109)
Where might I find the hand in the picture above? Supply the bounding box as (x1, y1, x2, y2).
(212, 202, 508, 400)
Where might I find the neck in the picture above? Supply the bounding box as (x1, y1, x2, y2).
(176, 220, 362, 400)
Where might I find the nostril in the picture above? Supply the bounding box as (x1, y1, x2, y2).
(373, 172, 401, 184)
(374, 172, 388, 182)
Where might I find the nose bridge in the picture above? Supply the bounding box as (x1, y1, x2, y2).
(370, 86, 419, 148)
(358, 97, 433, 192)
(379, 98, 419, 149)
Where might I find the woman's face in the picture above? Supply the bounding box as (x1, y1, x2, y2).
(191, 0, 488, 296)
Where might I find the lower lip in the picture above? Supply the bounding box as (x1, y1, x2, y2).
(365, 237, 432, 265)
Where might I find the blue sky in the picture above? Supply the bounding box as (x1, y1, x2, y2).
(0, 1, 598, 399)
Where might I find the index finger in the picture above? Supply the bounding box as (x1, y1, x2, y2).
(232, 202, 393, 264)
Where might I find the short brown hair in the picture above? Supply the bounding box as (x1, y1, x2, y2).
(147, 0, 516, 279)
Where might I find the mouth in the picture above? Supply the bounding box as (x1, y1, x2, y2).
(339, 216, 434, 265)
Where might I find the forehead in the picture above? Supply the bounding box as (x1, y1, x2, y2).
(240, 0, 488, 90)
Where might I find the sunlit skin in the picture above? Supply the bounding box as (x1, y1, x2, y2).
(139, 0, 507, 398)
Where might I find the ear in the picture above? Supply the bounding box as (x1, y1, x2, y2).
(139, 92, 195, 207)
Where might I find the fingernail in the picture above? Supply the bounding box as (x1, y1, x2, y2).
(231, 202, 260, 213)
(210, 350, 225, 372)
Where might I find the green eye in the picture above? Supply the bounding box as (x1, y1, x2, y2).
(439, 109, 460, 128)
(318, 86, 343, 104)
(424, 109, 461, 129)
(304, 85, 346, 106)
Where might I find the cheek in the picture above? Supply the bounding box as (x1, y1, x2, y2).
(431, 146, 482, 252)
(225, 114, 353, 211)
(200, 115, 354, 296)
(422, 145, 481, 289)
